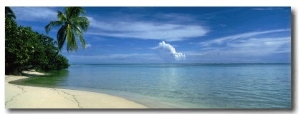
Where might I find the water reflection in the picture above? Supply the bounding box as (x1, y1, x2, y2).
(157, 67, 184, 98)
(9, 69, 69, 87)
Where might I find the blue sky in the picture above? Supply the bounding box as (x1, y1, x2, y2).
(11, 7, 291, 64)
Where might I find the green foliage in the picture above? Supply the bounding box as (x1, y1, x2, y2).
(5, 17, 70, 75)
(45, 7, 90, 52)
(5, 7, 16, 19)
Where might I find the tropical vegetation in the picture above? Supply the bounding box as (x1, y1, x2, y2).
(5, 7, 70, 75)
(45, 7, 90, 52)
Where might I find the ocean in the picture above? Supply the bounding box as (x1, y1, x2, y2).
(13, 63, 291, 109)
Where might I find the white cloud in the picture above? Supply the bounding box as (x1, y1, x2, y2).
(86, 44, 92, 48)
(152, 41, 186, 61)
(12, 7, 57, 21)
(200, 29, 290, 46)
(87, 17, 208, 41)
(199, 36, 290, 57)
(153, 13, 195, 23)
(193, 29, 291, 63)
(225, 37, 290, 55)
(12, 8, 209, 41)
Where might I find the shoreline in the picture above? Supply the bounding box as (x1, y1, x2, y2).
(5, 75, 147, 108)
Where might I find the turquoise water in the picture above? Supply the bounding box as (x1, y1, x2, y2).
(15, 63, 291, 109)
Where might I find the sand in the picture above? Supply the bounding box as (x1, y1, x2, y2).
(5, 75, 147, 109)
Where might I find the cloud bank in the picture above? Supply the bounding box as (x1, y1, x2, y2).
(200, 29, 290, 47)
(12, 7, 57, 21)
(11, 7, 209, 41)
(152, 41, 186, 61)
(87, 16, 208, 41)
(192, 29, 291, 63)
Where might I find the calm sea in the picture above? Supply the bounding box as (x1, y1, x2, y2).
(13, 63, 291, 109)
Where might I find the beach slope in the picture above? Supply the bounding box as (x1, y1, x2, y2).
(5, 75, 147, 109)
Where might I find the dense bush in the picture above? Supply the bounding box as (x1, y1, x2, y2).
(5, 17, 70, 75)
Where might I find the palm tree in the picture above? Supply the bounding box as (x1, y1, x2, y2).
(5, 7, 16, 19)
(45, 7, 90, 52)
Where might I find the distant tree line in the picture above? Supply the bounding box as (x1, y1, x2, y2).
(5, 7, 69, 75)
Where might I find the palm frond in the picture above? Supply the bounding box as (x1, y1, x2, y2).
(66, 7, 85, 19)
(57, 11, 67, 21)
(45, 21, 63, 34)
(5, 7, 16, 19)
(46, 7, 90, 52)
(73, 26, 86, 49)
(66, 25, 78, 51)
(57, 25, 67, 51)
(71, 16, 90, 31)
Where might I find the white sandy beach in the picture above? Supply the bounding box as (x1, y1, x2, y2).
(5, 75, 147, 109)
